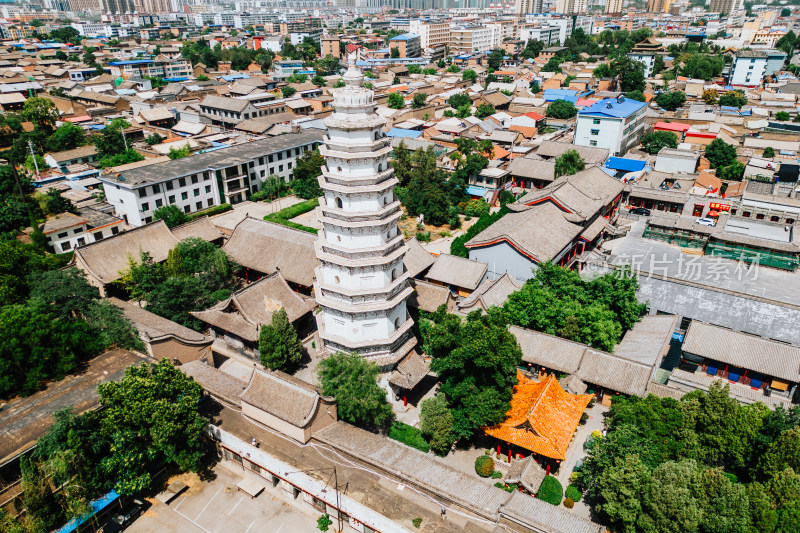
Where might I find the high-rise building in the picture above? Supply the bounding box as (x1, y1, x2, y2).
(514, 0, 543, 15)
(314, 59, 415, 367)
(605, 0, 623, 13)
(556, 0, 587, 14)
(709, 0, 743, 15)
(408, 19, 450, 50)
(647, 0, 671, 13)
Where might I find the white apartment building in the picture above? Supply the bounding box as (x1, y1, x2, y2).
(450, 26, 499, 54)
(408, 19, 450, 50)
(519, 26, 559, 46)
(43, 209, 124, 254)
(730, 49, 787, 87)
(524, 14, 574, 44)
(574, 97, 648, 156)
(99, 131, 324, 227)
(71, 23, 115, 38)
(514, 0, 543, 15)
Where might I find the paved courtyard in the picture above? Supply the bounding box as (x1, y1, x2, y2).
(602, 219, 800, 306)
(127, 466, 320, 533)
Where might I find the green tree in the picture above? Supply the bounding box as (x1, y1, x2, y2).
(96, 149, 144, 169)
(475, 103, 495, 119)
(639, 461, 703, 533)
(719, 90, 747, 109)
(412, 92, 428, 109)
(407, 65, 421, 74)
(145, 132, 164, 145)
(291, 149, 325, 200)
(718, 161, 745, 181)
(98, 360, 207, 494)
(318, 352, 394, 430)
(153, 204, 189, 228)
(546, 99, 578, 119)
(47, 122, 86, 151)
(391, 141, 414, 186)
(536, 475, 564, 505)
(168, 144, 192, 160)
(487, 49, 504, 70)
(641, 130, 679, 154)
(259, 308, 303, 372)
(764, 146, 776, 158)
(554, 150, 585, 178)
(419, 393, 454, 455)
(423, 308, 522, 440)
(761, 427, 800, 479)
(390, 47, 400, 58)
(595, 454, 650, 531)
(448, 92, 471, 109)
(655, 91, 686, 111)
(625, 90, 645, 102)
(281, 86, 297, 98)
(20, 455, 65, 532)
(311, 74, 327, 86)
(704, 138, 737, 169)
(447, 64, 460, 73)
(541, 57, 563, 73)
(144, 276, 211, 330)
(462, 69, 477, 82)
(95, 121, 128, 158)
(22, 97, 59, 133)
(387, 92, 405, 109)
(781, 8, 792, 17)
(776, 111, 791, 121)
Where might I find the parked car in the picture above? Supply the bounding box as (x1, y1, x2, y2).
(696, 217, 716, 226)
(102, 499, 144, 533)
(629, 207, 651, 216)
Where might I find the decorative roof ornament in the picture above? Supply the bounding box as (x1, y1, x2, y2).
(342, 51, 364, 88)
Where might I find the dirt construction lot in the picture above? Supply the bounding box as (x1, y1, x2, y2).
(127, 466, 320, 533)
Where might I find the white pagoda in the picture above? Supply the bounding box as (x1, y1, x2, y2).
(314, 58, 415, 367)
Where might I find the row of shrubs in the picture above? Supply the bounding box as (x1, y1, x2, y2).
(187, 203, 232, 221)
(388, 422, 430, 453)
(451, 205, 510, 257)
(263, 198, 319, 234)
(476, 455, 583, 508)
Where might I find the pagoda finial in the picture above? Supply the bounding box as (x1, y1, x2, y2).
(342, 51, 363, 87)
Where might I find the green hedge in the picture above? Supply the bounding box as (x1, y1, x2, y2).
(565, 484, 582, 502)
(475, 455, 494, 477)
(388, 422, 430, 453)
(451, 205, 510, 257)
(264, 198, 319, 234)
(188, 203, 232, 221)
(536, 475, 563, 506)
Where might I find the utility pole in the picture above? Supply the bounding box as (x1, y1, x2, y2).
(121, 126, 129, 151)
(287, 466, 343, 532)
(27, 140, 39, 178)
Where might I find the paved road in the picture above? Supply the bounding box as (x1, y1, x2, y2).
(0, 349, 145, 463)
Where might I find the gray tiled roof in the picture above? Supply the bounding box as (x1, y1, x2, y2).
(408, 278, 453, 313)
(458, 273, 522, 313)
(425, 253, 487, 291)
(222, 217, 318, 287)
(403, 237, 436, 278)
(109, 297, 211, 345)
(613, 315, 677, 366)
(465, 202, 583, 262)
(576, 350, 655, 397)
(240, 369, 327, 427)
(500, 491, 604, 533)
(510, 325, 588, 374)
(181, 360, 248, 406)
(682, 321, 800, 382)
(535, 140, 609, 165)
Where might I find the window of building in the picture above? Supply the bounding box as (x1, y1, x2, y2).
(207, 199, 214, 207)
(205, 185, 211, 193)
(591, 129, 599, 136)
(183, 205, 190, 213)
(181, 192, 188, 200)
(193, 188, 200, 197)
(138, 188, 148, 198)
(111, 226, 119, 235)
(58, 231, 68, 239)
(260, 170, 265, 178)
(191, 175, 199, 184)
(179, 177, 186, 187)
(94, 231, 103, 241)
(61, 242, 71, 251)
(743, 211, 751, 217)
(259, 157, 265, 165)
(268, 154, 274, 163)
(152, 184, 160, 193)
(590, 140, 598, 146)
(168, 195, 175, 203)
(142, 202, 149, 211)
(756, 213, 765, 220)
(166, 181, 174, 190)
(155, 199, 163, 208)
(771, 215, 780, 222)
(279, 165, 284, 172)
(144, 217, 152, 223)
(593, 119, 600, 125)
(196, 201, 203, 210)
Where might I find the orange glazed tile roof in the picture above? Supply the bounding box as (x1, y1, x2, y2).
(484, 371, 592, 460)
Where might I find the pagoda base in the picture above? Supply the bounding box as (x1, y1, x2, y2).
(315, 313, 417, 370)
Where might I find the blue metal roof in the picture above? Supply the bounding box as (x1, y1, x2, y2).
(164, 77, 188, 82)
(55, 491, 119, 533)
(543, 88, 579, 103)
(579, 98, 647, 119)
(606, 157, 646, 172)
(387, 128, 422, 139)
(110, 60, 154, 65)
(389, 33, 419, 41)
(221, 73, 250, 81)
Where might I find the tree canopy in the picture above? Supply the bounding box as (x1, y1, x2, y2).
(504, 262, 647, 351)
(554, 150, 585, 178)
(421, 307, 522, 440)
(641, 130, 679, 154)
(719, 90, 747, 109)
(704, 138, 738, 169)
(291, 149, 325, 200)
(578, 386, 800, 533)
(387, 92, 405, 109)
(259, 308, 303, 372)
(654, 91, 686, 111)
(546, 99, 578, 119)
(318, 352, 394, 430)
